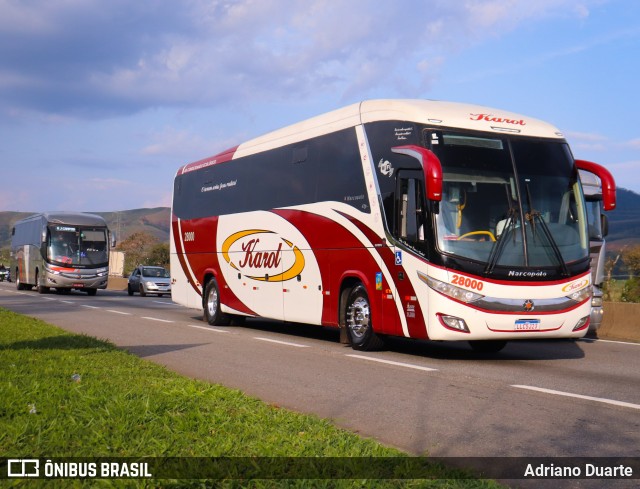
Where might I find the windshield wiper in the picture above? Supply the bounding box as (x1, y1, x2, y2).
(524, 184, 570, 277)
(485, 184, 519, 275)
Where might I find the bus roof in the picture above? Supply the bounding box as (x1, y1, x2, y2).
(180, 99, 565, 174)
(15, 212, 108, 227)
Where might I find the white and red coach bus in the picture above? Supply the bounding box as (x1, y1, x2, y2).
(170, 99, 616, 352)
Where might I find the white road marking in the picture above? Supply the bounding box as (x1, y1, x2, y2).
(189, 324, 230, 333)
(142, 316, 174, 323)
(41, 297, 57, 301)
(579, 338, 640, 347)
(512, 385, 640, 411)
(254, 337, 309, 348)
(346, 354, 438, 372)
(82, 305, 100, 309)
(106, 309, 131, 315)
(152, 300, 175, 305)
(60, 300, 74, 304)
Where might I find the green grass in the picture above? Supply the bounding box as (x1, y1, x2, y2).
(0, 308, 502, 488)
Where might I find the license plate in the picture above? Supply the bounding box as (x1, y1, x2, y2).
(73, 283, 84, 288)
(515, 319, 540, 331)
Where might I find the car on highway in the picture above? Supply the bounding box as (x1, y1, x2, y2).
(0, 264, 9, 282)
(127, 265, 171, 297)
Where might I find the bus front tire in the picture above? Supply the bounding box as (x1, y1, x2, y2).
(36, 272, 49, 294)
(345, 284, 384, 351)
(203, 278, 231, 326)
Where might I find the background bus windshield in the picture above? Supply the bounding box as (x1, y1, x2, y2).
(429, 131, 589, 271)
(48, 226, 108, 267)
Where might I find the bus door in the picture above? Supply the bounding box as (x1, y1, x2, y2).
(393, 170, 429, 339)
(282, 238, 324, 326)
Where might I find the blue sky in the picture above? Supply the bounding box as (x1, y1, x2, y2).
(0, 0, 638, 212)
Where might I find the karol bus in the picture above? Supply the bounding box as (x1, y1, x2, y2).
(170, 99, 615, 353)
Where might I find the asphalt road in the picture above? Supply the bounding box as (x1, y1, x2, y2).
(2, 283, 639, 486)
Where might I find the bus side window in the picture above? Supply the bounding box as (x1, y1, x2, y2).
(396, 173, 426, 245)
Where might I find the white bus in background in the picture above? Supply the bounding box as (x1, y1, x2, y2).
(10, 212, 113, 295)
(171, 99, 616, 353)
(579, 167, 615, 332)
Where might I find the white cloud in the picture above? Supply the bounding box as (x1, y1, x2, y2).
(626, 138, 640, 149)
(0, 0, 609, 119)
(140, 128, 211, 157)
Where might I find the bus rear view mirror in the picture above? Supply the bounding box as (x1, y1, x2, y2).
(391, 145, 443, 202)
(575, 159, 616, 211)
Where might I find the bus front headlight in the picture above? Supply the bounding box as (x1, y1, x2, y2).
(566, 286, 592, 304)
(419, 272, 484, 304)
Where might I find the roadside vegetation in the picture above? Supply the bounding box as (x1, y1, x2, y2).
(0, 308, 501, 488)
(604, 245, 640, 302)
(115, 231, 170, 276)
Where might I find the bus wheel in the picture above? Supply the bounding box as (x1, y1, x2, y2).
(203, 278, 231, 326)
(468, 340, 507, 353)
(36, 272, 49, 294)
(345, 284, 384, 351)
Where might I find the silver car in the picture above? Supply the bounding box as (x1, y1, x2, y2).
(128, 265, 171, 297)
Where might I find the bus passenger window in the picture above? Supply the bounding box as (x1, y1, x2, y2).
(397, 176, 426, 246)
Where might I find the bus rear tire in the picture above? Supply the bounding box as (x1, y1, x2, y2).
(468, 340, 507, 353)
(203, 278, 231, 326)
(345, 284, 384, 351)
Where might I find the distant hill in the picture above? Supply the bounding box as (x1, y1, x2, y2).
(1, 188, 638, 251)
(0, 208, 171, 249)
(98, 208, 171, 244)
(606, 188, 640, 251)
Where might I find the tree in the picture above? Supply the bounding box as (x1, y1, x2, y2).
(0, 247, 10, 267)
(619, 245, 640, 303)
(622, 245, 640, 277)
(603, 247, 625, 301)
(118, 232, 160, 276)
(621, 277, 640, 303)
(147, 243, 170, 269)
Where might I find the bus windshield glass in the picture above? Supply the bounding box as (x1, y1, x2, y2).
(429, 131, 589, 271)
(47, 225, 109, 267)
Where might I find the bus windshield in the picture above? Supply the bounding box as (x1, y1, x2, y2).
(429, 131, 589, 271)
(47, 225, 109, 267)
